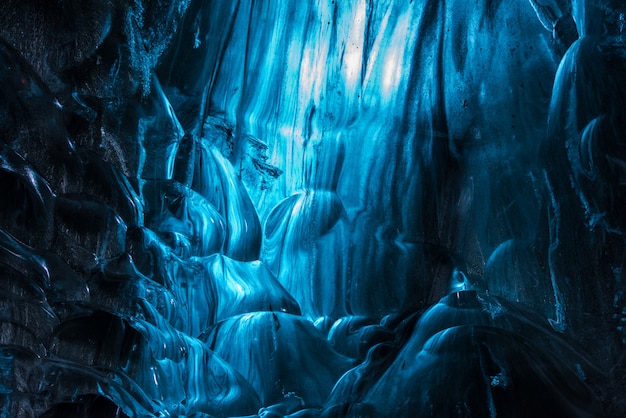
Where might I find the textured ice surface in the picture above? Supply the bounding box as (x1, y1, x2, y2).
(0, 0, 626, 417)
(201, 311, 352, 408)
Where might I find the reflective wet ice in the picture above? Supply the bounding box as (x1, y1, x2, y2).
(0, 1, 625, 417)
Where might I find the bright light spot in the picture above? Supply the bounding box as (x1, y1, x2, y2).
(232, 281, 246, 297)
(381, 12, 409, 100)
(299, 51, 314, 98)
(343, 0, 366, 91)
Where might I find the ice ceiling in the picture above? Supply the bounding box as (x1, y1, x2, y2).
(0, 0, 625, 416)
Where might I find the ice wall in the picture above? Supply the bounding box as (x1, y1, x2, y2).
(160, 0, 562, 320)
(0, 0, 625, 416)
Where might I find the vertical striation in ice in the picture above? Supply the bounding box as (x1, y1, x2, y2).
(0, 0, 625, 417)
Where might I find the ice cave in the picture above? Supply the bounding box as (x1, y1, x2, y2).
(0, 0, 625, 416)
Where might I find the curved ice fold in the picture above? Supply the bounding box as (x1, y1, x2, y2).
(192, 140, 262, 261)
(143, 179, 226, 258)
(263, 190, 347, 319)
(2, 0, 626, 415)
(201, 311, 353, 408)
(403, 290, 600, 372)
(359, 325, 602, 417)
(326, 290, 603, 416)
(0, 345, 155, 418)
(156, 253, 301, 336)
(136, 76, 185, 181)
(484, 239, 556, 318)
(326, 316, 394, 362)
(49, 308, 262, 417)
(207, 254, 301, 320)
(549, 35, 626, 233)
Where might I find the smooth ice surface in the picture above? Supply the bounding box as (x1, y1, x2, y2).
(201, 311, 352, 408)
(0, 0, 626, 417)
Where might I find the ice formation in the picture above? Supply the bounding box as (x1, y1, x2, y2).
(0, 0, 625, 416)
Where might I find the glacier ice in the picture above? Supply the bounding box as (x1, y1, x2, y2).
(0, 0, 626, 417)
